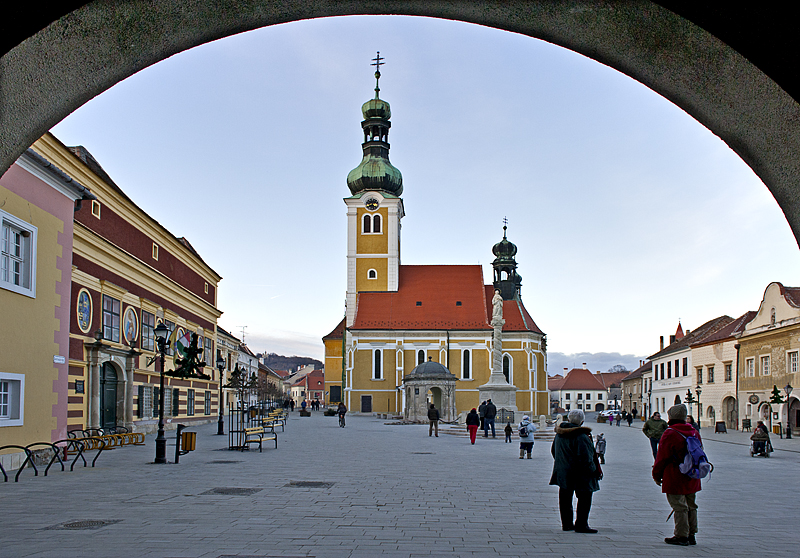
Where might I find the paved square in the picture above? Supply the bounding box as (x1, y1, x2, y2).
(1, 414, 799, 557)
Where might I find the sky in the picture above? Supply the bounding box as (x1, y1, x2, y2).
(50, 16, 800, 374)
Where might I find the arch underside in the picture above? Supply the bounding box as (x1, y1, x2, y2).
(2, 2, 800, 246)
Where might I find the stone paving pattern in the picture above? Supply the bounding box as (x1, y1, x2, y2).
(2, 413, 799, 557)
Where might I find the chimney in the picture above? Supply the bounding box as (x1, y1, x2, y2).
(686, 329, 690, 336)
(564, 367, 568, 373)
(670, 335, 676, 344)
(582, 363, 587, 369)
(660, 336, 664, 350)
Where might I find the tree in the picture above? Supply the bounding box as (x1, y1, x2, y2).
(608, 364, 629, 373)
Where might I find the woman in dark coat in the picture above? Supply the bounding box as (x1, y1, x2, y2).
(466, 408, 480, 445)
(550, 409, 601, 533)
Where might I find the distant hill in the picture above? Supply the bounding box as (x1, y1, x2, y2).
(261, 353, 323, 372)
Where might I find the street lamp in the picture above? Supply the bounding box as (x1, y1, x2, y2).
(153, 321, 170, 464)
(216, 355, 226, 435)
(695, 385, 702, 429)
(648, 386, 652, 418)
(785, 383, 793, 439)
(685, 388, 696, 416)
(628, 393, 633, 414)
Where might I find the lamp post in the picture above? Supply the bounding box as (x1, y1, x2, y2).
(695, 385, 702, 429)
(785, 383, 794, 439)
(153, 321, 170, 464)
(648, 386, 652, 418)
(628, 393, 633, 414)
(216, 355, 226, 435)
(685, 388, 696, 417)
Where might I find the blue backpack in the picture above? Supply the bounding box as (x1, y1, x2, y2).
(669, 428, 713, 479)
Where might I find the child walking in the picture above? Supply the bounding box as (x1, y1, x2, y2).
(504, 422, 513, 443)
(595, 432, 606, 464)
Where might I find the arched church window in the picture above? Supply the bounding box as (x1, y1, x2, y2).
(372, 214, 381, 233)
(368, 269, 377, 280)
(373, 349, 382, 380)
(363, 214, 371, 233)
(418, 350, 424, 365)
(462, 349, 471, 379)
(503, 355, 511, 383)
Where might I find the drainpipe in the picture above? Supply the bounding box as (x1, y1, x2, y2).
(446, 331, 450, 370)
(734, 343, 740, 430)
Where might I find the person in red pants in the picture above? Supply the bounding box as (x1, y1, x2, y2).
(466, 408, 480, 444)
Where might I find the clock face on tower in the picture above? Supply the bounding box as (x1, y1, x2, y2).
(365, 198, 379, 211)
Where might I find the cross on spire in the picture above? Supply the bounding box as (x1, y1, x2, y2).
(503, 217, 508, 238)
(371, 51, 384, 98)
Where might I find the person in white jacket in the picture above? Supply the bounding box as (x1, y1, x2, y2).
(518, 415, 538, 459)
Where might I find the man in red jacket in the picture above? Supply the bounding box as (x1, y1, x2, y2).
(652, 404, 701, 546)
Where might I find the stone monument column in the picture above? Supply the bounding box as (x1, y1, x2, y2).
(478, 290, 518, 412)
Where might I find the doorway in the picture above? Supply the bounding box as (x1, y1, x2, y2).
(100, 362, 118, 430)
(360, 395, 372, 413)
(427, 386, 443, 411)
(723, 396, 737, 430)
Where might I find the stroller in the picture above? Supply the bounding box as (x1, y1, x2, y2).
(750, 430, 773, 457)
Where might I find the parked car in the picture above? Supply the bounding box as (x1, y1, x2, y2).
(598, 409, 622, 418)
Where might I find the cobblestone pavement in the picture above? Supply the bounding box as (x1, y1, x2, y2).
(1, 413, 799, 557)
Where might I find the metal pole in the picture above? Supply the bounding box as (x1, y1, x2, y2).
(154, 346, 167, 464)
(217, 363, 225, 435)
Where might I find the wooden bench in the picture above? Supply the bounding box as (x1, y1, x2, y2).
(243, 427, 277, 452)
(261, 418, 284, 432)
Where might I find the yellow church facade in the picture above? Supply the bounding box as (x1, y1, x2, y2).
(324, 63, 547, 418)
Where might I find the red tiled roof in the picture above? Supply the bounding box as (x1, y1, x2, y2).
(483, 286, 544, 334)
(560, 368, 607, 391)
(622, 361, 651, 381)
(322, 318, 345, 341)
(548, 376, 566, 390)
(352, 265, 490, 330)
(777, 283, 800, 307)
(693, 311, 756, 346)
(350, 265, 544, 333)
(595, 371, 630, 389)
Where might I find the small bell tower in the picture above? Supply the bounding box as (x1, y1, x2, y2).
(492, 220, 522, 301)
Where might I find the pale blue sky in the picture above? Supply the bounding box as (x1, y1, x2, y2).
(51, 16, 800, 372)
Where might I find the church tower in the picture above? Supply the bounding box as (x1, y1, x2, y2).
(344, 53, 404, 326)
(492, 223, 522, 301)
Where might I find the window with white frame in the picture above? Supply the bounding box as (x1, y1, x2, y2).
(585, 393, 591, 400)
(141, 311, 155, 352)
(788, 351, 798, 375)
(373, 349, 382, 379)
(761, 355, 771, 375)
(725, 363, 733, 382)
(0, 372, 24, 426)
(462, 349, 471, 379)
(417, 349, 424, 365)
(102, 295, 121, 342)
(1, 210, 36, 297)
(367, 269, 377, 280)
(204, 337, 213, 368)
(746, 358, 754, 377)
(565, 393, 570, 400)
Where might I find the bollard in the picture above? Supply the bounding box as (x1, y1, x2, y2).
(175, 424, 185, 464)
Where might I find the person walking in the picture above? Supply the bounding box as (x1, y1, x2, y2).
(466, 408, 480, 444)
(595, 433, 606, 464)
(428, 403, 440, 437)
(518, 414, 537, 459)
(626, 412, 633, 427)
(653, 404, 702, 546)
(608, 413, 614, 427)
(289, 399, 295, 412)
(504, 422, 513, 443)
(643, 411, 668, 459)
(631, 408, 638, 421)
(549, 409, 601, 533)
(478, 401, 487, 431)
(484, 399, 497, 438)
(615, 412, 622, 426)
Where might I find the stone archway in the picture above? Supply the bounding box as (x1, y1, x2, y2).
(3, 3, 800, 248)
(722, 396, 737, 430)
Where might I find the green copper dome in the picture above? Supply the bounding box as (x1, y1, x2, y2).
(347, 72, 403, 196)
(362, 98, 391, 120)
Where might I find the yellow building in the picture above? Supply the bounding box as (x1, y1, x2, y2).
(737, 282, 800, 434)
(1, 146, 94, 470)
(31, 133, 223, 434)
(324, 70, 547, 417)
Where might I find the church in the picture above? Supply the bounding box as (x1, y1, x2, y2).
(323, 59, 548, 418)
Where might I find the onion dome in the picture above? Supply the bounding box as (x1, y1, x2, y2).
(492, 224, 522, 301)
(347, 53, 403, 196)
(492, 226, 518, 261)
